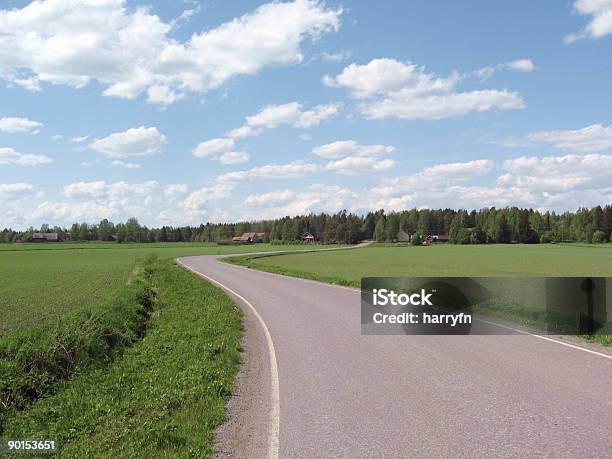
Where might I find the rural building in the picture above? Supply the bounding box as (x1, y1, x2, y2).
(232, 232, 266, 243)
(425, 234, 449, 243)
(397, 230, 411, 242)
(301, 232, 315, 242)
(31, 232, 59, 242)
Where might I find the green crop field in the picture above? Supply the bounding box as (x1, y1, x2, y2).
(0, 242, 317, 337)
(228, 243, 612, 286)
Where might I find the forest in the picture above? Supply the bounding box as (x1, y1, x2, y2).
(2, 205, 611, 245)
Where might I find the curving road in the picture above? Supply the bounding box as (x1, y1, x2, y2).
(177, 252, 612, 458)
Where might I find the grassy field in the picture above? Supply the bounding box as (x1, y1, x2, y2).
(2, 258, 243, 457)
(0, 242, 316, 337)
(227, 243, 612, 285)
(227, 243, 612, 346)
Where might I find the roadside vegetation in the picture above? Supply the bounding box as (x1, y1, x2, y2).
(226, 243, 612, 346)
(1, 257, 242, 457)
(0, 242, 314, 337)
(226, 243, 612, 283)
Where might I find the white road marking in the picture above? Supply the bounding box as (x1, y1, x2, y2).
(475, 318, 612, 360)
(176, 259, 280, 459)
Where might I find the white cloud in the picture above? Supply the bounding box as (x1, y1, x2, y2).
(71, 135, 89, 143)
(0, 117, 42, 134)
(312, 140, 395, 159)
(500, 154, 612, 192)
(237, 184, 358, 220)
(324, 58, 525, 120)
(163, 184, 188, 199)
(527, 123, 612, 153)
(474, 59, 535, 80)
(319, 50, 351, 62)
(192, 137, 249, 164)
(244, 102, 340, 130)
(193, 138, 235, 158)
(0, 147, 52, 166)
(565, 0, 612, 42)
(11, 77, 41, 92)
(227, 101, 340, 141)
(423, 159, 495, 179)
(111, 160, 141, 169)
(61, 180, 159, 200)
(504, 59, 535, 72)
(217, 161, 317, 182)
(50, 134, 63, 141)
(0, 182, 33, 195)
(325, 157, 396, 175)
(228, 125, 262, 139)
(365, 154, 612, 211)
(245, 189, 295, 205)
(218, 151, 250, 165)
(89, 126, 166, 157)
(180, 183, 234, 218)
(0, 0, 342, 104)
(369, 159, 494, 201)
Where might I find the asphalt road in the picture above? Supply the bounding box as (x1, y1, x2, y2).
(178, 253, 612, 458)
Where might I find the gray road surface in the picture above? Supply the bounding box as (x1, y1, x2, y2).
(178, 254, 612, 458)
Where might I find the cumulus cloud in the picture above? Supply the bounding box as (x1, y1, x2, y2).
(0, 0, 342, 104)
(565, 0, 612, 43)
(237, 184, 358, 220)
(325, 157, 396, 175)
(61, 180, 159, 199)
(218, 151, 250, 165)
(180, 183, 234, 218)
(229, 102, 340, 139)
(193, 138, 235, 158)
(217, 161, 318, 182)
(323, 58, 525, 120)
(71, 135, 89, 143)
(312, 140, 395, 159)
(0, 182, 33, 195)
(365, 154, 612, 211)
(0, 117, 42, 134)
(319, 50, 352, 62)
(192, 137, 249, 164)
(244, 189, 295, 205)
(474, 59, 536, 80)
(527, 123, 612, 153)
(111, 160, 141, 169)
(89, 127, 166, 157)
(163, 184, 188, 200)
(0, 147, 52, 166)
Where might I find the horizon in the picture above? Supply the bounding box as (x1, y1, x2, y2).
(2, 0, 612, 231)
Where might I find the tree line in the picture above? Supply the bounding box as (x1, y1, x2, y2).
(2, 206, 612, 245)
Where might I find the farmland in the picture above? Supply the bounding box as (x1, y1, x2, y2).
(0, 242, 316, 337)
(227, 243, 612, 285)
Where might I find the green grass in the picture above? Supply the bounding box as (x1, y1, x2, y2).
(2, 258, 243, 458)
(227, 244, 612, 346)
(227, 243, 612, 286)
(0, 242, 315, 337)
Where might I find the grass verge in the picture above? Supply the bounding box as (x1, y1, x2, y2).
(1, 258, 242, 457)
(225, 252, 611, 347)
(224, 252, 360, 287)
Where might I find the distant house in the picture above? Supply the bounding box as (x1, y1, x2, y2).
(32, 232, 59, 242)
(232, 232, 266, 243)
(397, 230, 411, 242)
(301, 232, 315, 242)
(425, 234, 449, 243)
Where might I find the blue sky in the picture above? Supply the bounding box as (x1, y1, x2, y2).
(1, 0, 612, 230)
